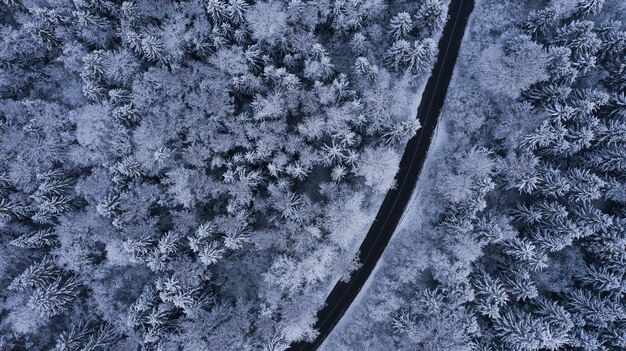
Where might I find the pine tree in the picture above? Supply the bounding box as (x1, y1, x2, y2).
(140, 35, 166, 63)
(34, 177, 73, 198)
(228, 0, 249, 24)
(309, 43, 327, 61)
(31, 210, 55, 225)
(81, 51, 105, 81)
(566, 168, 605, 203)
(537, 201, 568, 222)
(320, 141, 346, 166)
(532, 228, 572, 252)
(522, 121, 558, 150)
(26, 10, 65, 48)
(54, 322, 120, 351)
(586, 218, 626, 267)
(546, 47, 578, 84)
(415, 289, 446, 315)
(571, 328, 604, 350)
(571, 202, 613, 234)
(555, 21, 599, 53)
(82, 323, 120, 351)
(474, 216, 504, 243)
(73, 10, 109, 30)
(331, 165, 347, 182)
(112, 103, 141, 125)
(565, 289, 625, 326)
(197, 241, 224, 266)
(536, 167, 571, 198)
(505, 153, 541, 194)
(382, 119, 420, 145)
(582, 146, 626, 173)
(157, 276, 204, 314)
(28, 277, 81, 317)
(494, 308, 549, 351)
(539, 328, 571, 351)
(123, 237, 154, 263)
(353, 57, 379, 80)
(96, 193, 120, 219)
(205, 0, 228, 24)
(504, 269, 538, 301)
(82, 80, 106, 101)
(578, 264, 622, 292)
(472, 270, 509, 319)
(10, 229, 57, 249)
(54, 321, 91, 351)
(108, 88, 131, 106)
(597, 119, 626, 146)
(598, 18, 625, 44)
(552, 216, 587, 239)
(389, 12, 413, 40)
(570, 88, 609, 116)
(1, 0, 24, 10)
(571, 0, 605, 19)
(386, 39, 412, 70)
(534, 297, 574, 332)
(501, 238, 548, 272)
(285, 161, 310, 181)
(112, 157, 143, 178)
(350, 33, 367, 54)
(262, 334, 289, 351)
(38, 195, 72, 215)
(407, 38, 436, 73)
(512, 203, 543, 225)
(0, 173, 11, 196)
(332, 74, 354, 101)
(146, 249, 170, 272)
(196, 221, 216, 239)
(223, 225, 250, 250)
(442, 212, 474, 234)
(523, 84, 572, 106)
(560, 126, 594, 156)
(157, 231, 181, 256)
(416, 0, 446, 35)
(573, 51, 597, 75)
(0, 198, 31, 220)
(127, 286, 159, 329)
(8, 256, 62, 291)
(274, 191, 303, 221)
(391, 309, 417, 336)
(522, 7, 557, 38)
(605, 177, 626, 203)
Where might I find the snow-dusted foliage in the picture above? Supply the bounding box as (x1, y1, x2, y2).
(0, 0, 446, 349)
(326, 0, 626, 350)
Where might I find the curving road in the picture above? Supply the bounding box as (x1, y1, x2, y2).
(289, 0, 475, 350)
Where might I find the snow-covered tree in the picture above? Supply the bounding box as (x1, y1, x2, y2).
(355, 146, 400, 194)
(389, 12, 413, 40)
(416, 0, 447, 35)
(28, 277, 81, 317)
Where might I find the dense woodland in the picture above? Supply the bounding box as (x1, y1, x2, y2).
(326, 0, 626, 350)
(2, 0, 625, 350)
(0, 0, 448, 350)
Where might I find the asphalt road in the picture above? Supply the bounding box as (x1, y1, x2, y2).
(288, 0, 475, 350)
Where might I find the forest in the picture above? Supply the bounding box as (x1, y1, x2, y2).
(1, 0, 625, 350)
(0, 0, 448, 349)
(325, 0, 626, 350)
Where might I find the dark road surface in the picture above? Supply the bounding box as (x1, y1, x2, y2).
(288, 0, 475, 350)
